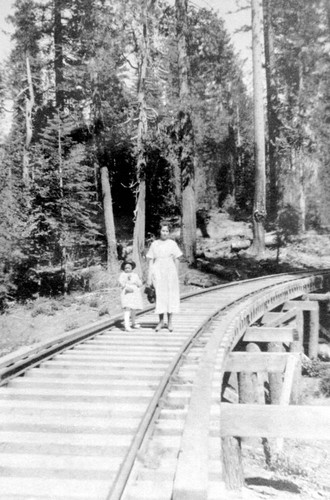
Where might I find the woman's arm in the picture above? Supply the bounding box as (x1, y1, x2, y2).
(147, 258, 153, 285)
(175, 257, 180, 276)
(146, 241, 155, 286)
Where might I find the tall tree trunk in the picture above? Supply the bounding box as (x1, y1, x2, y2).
(58, 113, 63, 206)
(291, 149, 306, 233)
(100, 164, 118, 273)
(297, 52, 306, 232)
(250, 0, 266, 256)
(23, 55, 34, 185)
(91, 68, 118, 273)
(263, 0, 280, 222)
(228, 124, 236, 200)
(54, 0, 64, 109)
(132, 0, 150, 276)
(176, 0, 196, 264)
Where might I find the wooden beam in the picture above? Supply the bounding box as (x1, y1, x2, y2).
(283, 300, 319, 312)
(225, 352, 290, 373)
(320, 324, 330, 342)
(220, 404, 330, 440)
(261, 308, 297, 326)
(308, 308, 320, 359)
(303, 293, 330, 301)
(244, 326, 298, 343)
(222, 386, 239, 403)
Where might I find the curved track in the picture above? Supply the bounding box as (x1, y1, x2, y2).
(0, 271, 329, 499)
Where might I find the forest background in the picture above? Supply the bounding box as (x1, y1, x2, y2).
(0, 0, 330, 311)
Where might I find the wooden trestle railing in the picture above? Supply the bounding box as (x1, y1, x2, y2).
(171, 271, 330, 498)
(1, 271, 330, 498)
(220, 274, 330, 492)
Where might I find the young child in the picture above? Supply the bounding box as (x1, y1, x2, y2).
(118, 259, 143, 332)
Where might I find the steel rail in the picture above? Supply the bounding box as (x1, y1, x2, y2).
(107, 270, 330, 499)
(1, 269, 328, 385)
(171, 273, 328, 499)
(0, 270, 329, 500)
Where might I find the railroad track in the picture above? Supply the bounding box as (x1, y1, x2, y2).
(1, 271, 330, 499)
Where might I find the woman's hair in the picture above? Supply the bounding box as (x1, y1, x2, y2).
(159, 220, 171, 232)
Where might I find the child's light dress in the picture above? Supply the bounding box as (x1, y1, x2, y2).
(118, 272, 143, 310)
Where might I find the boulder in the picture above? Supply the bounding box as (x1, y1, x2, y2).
(318, 342, 330, 361)
(206, 211, 252, 240)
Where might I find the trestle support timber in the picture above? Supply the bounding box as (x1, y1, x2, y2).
(221, 404, 330, 440)
(283, 299, 319, 359)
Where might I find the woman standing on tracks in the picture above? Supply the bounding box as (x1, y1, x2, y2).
(146, 221, 182, 332)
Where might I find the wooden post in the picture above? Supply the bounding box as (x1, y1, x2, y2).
(247, 343, 266, 404)
(222, 346, 265, 490)
(308, 304, 319, 359)
(238, 343, 261, 404)
(245, 343, 272, 466)
(222, 371, 246, 489)
(221, 436, 245, 490)
(289, 310, 303, 404)
(267, 343, 284, 454)
(267, 342, 284, 404)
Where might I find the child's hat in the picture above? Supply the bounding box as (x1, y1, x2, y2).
(121, 259, 136, 271)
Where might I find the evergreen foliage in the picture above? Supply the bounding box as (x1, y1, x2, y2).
(2, 0, 329, 305)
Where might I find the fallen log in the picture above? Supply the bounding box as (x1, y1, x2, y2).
(196, 258, 238, 280)
(230, 233, 279, 252)
(231, 239, 251, 251)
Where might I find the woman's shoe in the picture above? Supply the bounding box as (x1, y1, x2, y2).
(125, 325, 132, 332)
(168, 325, 173, 332)
(155, 323, 163, 332)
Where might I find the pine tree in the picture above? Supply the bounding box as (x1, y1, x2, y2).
(249, 0, 266, 255)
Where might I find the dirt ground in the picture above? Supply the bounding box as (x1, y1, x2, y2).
(0, 269, 203, 358)
(239, 375, 330, 500)
(1, 214, 330, 499)
(2, 212, 330, 358)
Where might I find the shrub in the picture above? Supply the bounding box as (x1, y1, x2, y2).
(81, 266, 114, 292)
(64, 321, 79, 332)
(222, 194, 237, 216)
(320, 374, 330, 397)
(268, 453, 308, 477)
(59, 297, 74, 307)
(276, 204, 301, 241)
(89, 298, 99, 308)
(31, 302, 55, 317)
(49, 301, 62, 311)
(302, 357, 322, 377)
(98, 305, 109, 316)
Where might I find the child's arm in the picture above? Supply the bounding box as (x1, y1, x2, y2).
(119, 273, 133, 291)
